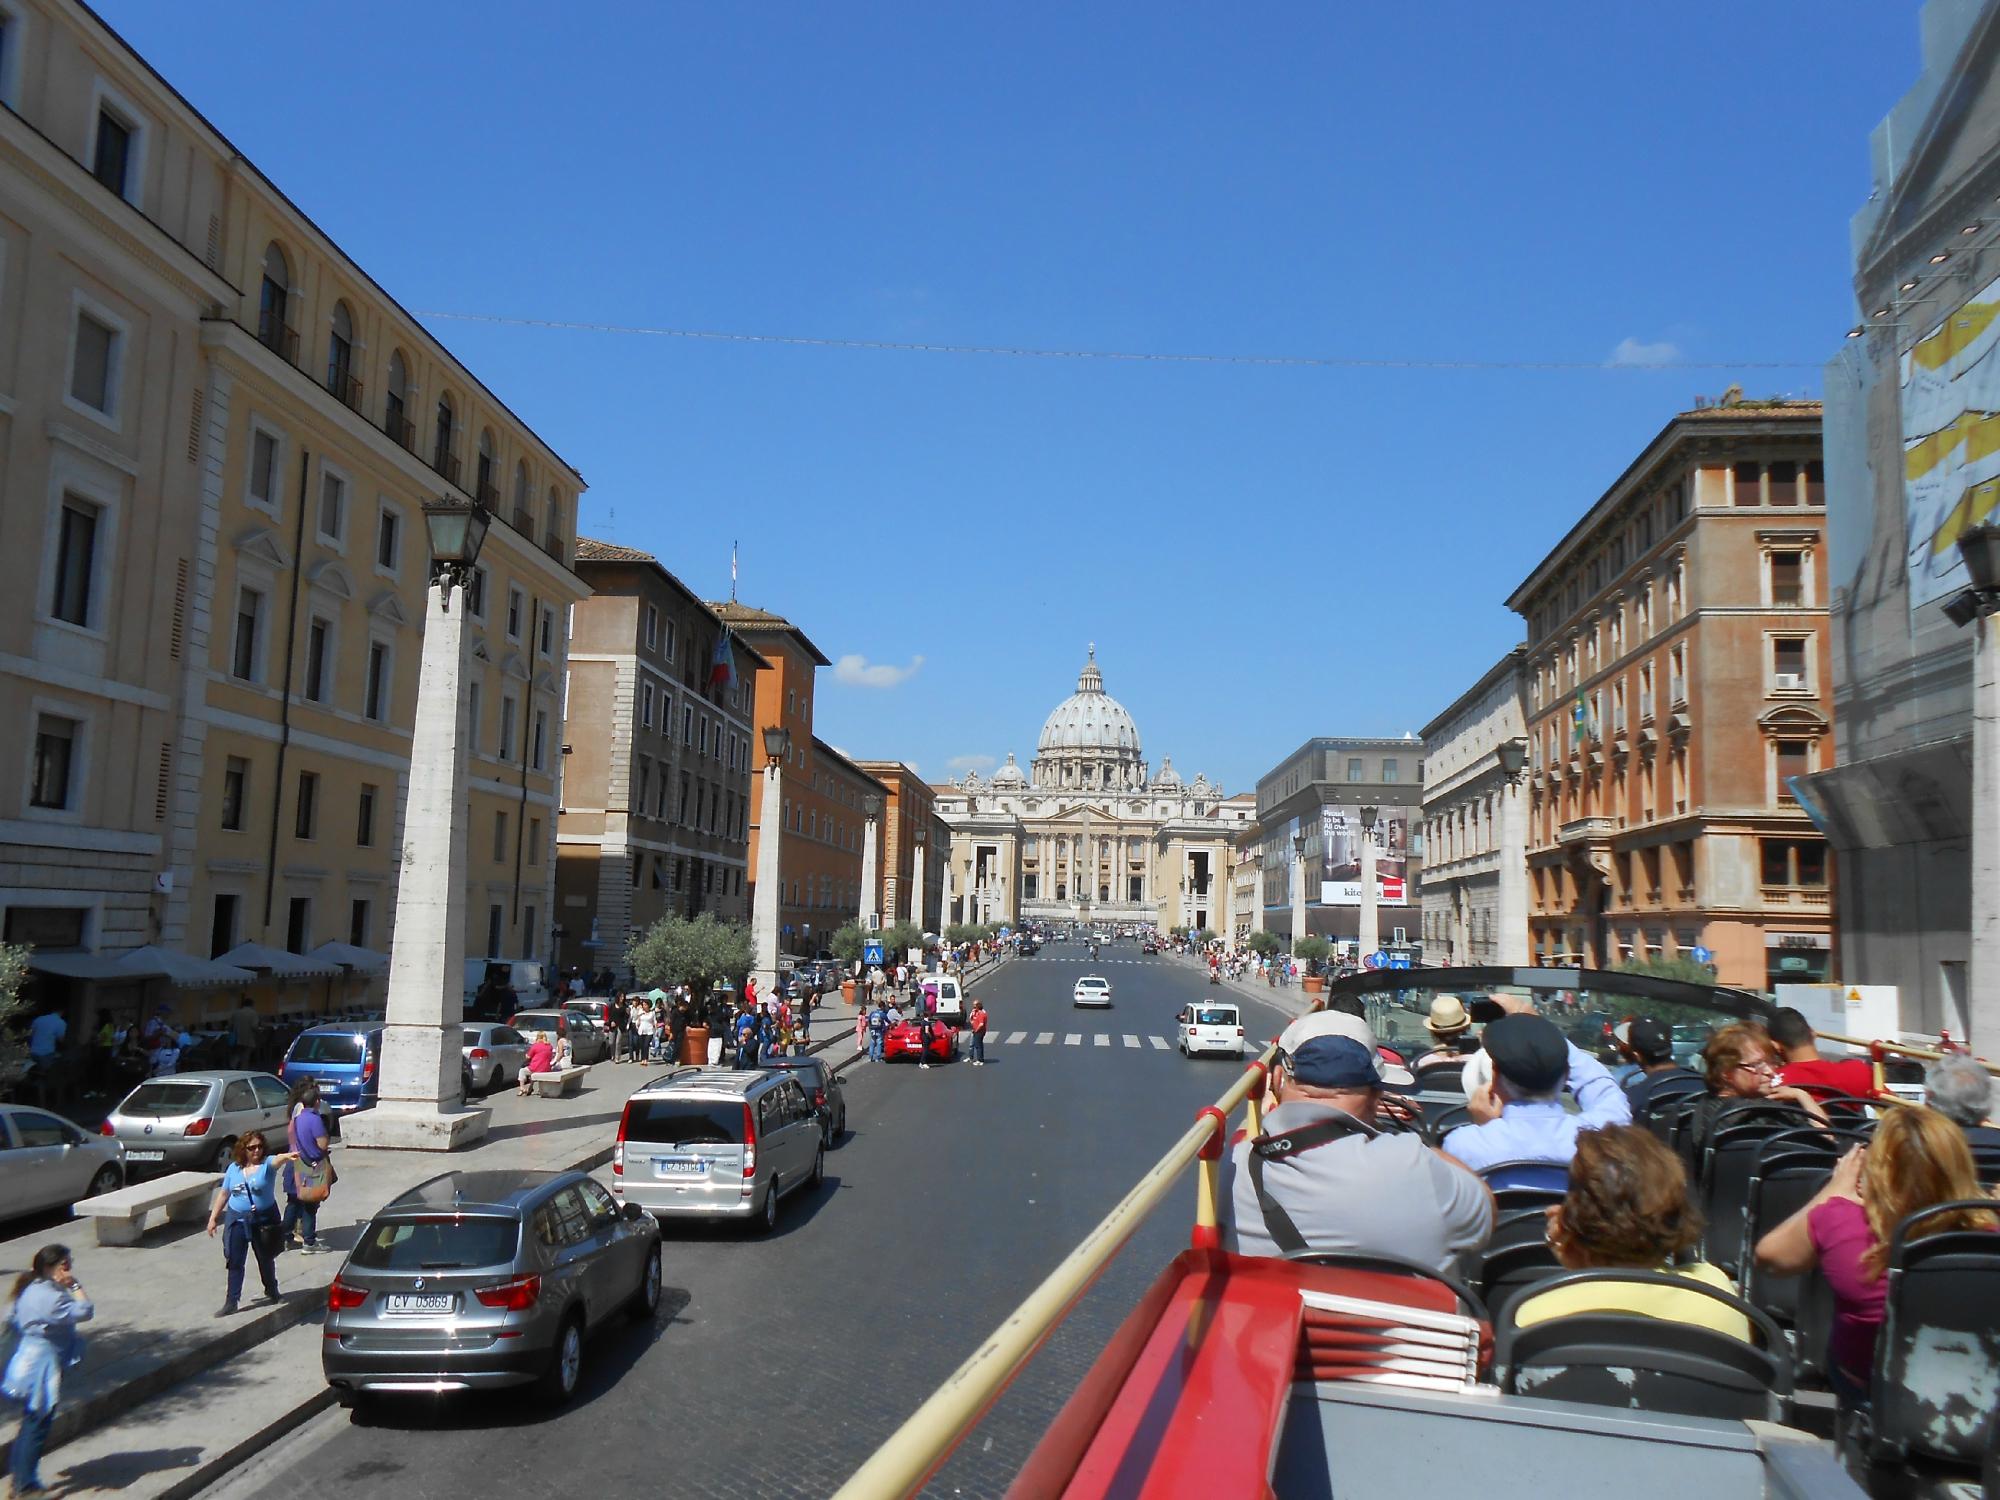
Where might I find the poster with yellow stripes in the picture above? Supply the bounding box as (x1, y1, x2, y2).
(1904, 271, 2000, 611)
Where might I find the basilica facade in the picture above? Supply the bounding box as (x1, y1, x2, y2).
(934, 650, 1238, 933)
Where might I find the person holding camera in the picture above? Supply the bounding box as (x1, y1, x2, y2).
(205, 1133, 299, 1318)
(3, 1245, 93, 1497)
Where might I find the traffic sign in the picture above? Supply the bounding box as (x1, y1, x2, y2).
(1362, 952, 1386, 970)
(1689, 944, 1714, 965)
(1385, 954, 1413, 970)
(862, 938, 885, 967)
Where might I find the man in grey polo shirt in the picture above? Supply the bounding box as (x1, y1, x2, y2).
(1222, 1034, 1493, 1274)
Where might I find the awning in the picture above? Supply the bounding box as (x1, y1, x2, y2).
(28, 952, 161, 981)
(215, 942, 342, 980)
(116, 945, 259, 988)
(309, 941, 390, 976)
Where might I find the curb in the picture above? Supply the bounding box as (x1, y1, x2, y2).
(154, 1386, 340, 1500)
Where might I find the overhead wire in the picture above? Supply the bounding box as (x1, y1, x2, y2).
(412, 309, 1822, 375)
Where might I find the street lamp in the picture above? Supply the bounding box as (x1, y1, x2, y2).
(1358, 805, 1381, 964)
(341, 497, 494, 1151)
(911, 828, 927, 934)
(1949, 524, 2000, 1047)
(1495, 739, 1530, 966)
(1291, 833, 1308, 959)
(752, 725, 792, 992)
(858, 794, 882, 933)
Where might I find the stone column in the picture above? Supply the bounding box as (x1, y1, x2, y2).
(1497, 772, 1531, 967)
(858, 810, 879, 931)
(1291, 847, 1307, 955)
(1973, 611, 2000, 1045)
(911, 837, 927, 933)
(751, 756, 783, 991)
(1358, 824, 1380, 960)
(342, 581, 488, 1151)
(1221, 850, 1235, 940)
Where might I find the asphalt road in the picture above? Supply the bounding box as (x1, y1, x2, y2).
(205, 944, 1301, 1500)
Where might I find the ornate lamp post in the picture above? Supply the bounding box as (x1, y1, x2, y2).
(1358, 805, 1381, 962)
(858, 794, 882, 932)
(1495, 738, 1531, 967)
(1291, 833, 1308, 959)
(1949, 522, 2000, 1045)
(342, 497, 492, 1151)
(752, 724, 791, 993)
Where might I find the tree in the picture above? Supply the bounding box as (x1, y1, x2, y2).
(1246, 930, 1283, 959)
(882, 921, 924, 961)
(1194, 928, 1216, 947)
(1293, 935, 1333, 975)
(943, 922, 983, 946)
(0, 940, 30, 1071)
(627, 914, 751, 1001)
(1613, 956, 1719, 987)
(830, 921, 864, 964)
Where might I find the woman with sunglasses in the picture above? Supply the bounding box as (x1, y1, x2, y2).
(1, 1245, 92, 1497)
(204, 1132, 299, 1318)
(1685, 1021, 1828, 1162)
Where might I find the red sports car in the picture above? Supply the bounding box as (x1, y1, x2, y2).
(883, 1017, 956, 1064)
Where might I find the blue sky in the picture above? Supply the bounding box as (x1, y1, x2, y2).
(102, 1, 1917, 792)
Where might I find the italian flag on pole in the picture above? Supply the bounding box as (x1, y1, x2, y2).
(709, 630, 736, 693)
(1572, 689, 1591, 745)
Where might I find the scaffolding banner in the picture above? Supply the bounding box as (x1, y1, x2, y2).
(1904, 269, 2000, 611)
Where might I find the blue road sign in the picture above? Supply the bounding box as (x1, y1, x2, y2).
(1385, 954, 1413, 970)
(862, 939, 885, 967)
(1362, 952, 1386, 971)
(1689, 944, 1714, 965)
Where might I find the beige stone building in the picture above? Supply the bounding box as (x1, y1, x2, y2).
(0, 0, 585, 1028)
(554, 540, 762, 978)
(1420, 648, 1530, 967)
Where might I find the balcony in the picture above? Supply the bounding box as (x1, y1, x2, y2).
(256, 310, 299, 365)
(432, 445, 462, 486)
(1612, 705, 1627, 733)
(476, 481, 500, 510)
(513, 507, 536, 534)
(382, 408, 415, 452)
(1639, 689, 1654, 721)
(542, 530, 566, 564)
(1557, 815, 1614, 847)
(326, 366, 363, 412)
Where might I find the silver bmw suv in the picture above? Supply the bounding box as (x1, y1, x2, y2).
(322, 1169, 661, 1405)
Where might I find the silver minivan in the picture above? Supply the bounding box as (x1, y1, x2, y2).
(611, 1070, 823, 1233)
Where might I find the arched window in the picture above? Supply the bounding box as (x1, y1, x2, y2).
(258, 243, 293, 358)
(512, 461, 532, 530)
(476, 428, 497, 502)
(433, 393, 458, 481)
(384, 350, 410, 446)
(326, 301, 356, 406)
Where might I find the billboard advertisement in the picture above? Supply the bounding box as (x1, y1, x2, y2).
(1316, 806, 1410, 906)
(1903, 269, 2000, 612)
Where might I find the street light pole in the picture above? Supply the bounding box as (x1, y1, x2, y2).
(911, 830, 927, 933)
(1358, 805, 1381, 962)
(858, 794, 882, 933)
(342, 497, 492, 1152)
(1495, 739, 1531, 966)
(1291, 833, 1308, 960)
(1948, 522, 2000, 1047)
(752, 725, 791, 995)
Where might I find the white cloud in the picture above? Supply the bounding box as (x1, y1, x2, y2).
(833, 653, 925, 689)
(1609, 336, 1681, 367)
(947, 753, 997, 773)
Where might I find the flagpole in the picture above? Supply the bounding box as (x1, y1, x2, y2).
(731, 541, 739, 603)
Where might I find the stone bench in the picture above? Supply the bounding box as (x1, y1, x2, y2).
(73, 1171, 221, 1246)
(530, 1065, 589, 1098)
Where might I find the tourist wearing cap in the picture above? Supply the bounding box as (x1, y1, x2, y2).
(1616, 1018, 1702, 1116)
(1442, 1014, 1632, 1175)
(1413, 996, 1480, 1077)
(1222, 1034, 1492, 1273)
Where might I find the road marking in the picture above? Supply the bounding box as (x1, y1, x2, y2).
(1122, 1034, 1140, 1048)
(1149, 1035, 1170, 1049)
(1036, 1031, 1054, 1045)
(1004, 1030, 1027, 1044)
(1064, 1033, 1081, 1046)
(1094, 1034, 1110, 1047)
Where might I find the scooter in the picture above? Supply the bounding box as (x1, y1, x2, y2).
(1207, 970, 1221, 986)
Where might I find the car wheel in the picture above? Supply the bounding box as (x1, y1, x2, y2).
(538, 1312, 585, 1403)
(756, 1183, 781, 1235)
(821, 1117, 834, 1149)
(86, 1162, 123, 1198)
(836, 1105, 847, 1140)
(486, 1065, 504, 1094)
(209, 1138, 235, 1171)
(627, 1245, 661, 1322)
(809, 1144, 825, 1189)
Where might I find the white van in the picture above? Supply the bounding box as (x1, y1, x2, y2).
(464, 958, 550, 1017)
(1177, 1002, 1245, 1058)
(923, 974, 966, 1024)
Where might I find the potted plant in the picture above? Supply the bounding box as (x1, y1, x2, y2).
(1293, 935, 1333, 993)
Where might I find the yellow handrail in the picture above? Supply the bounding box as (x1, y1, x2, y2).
(1816, 1031, 1999, 1075)
(829, 1044, 1278, 1500)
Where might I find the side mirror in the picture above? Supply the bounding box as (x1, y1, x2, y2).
(621, 1201, 648, 1223)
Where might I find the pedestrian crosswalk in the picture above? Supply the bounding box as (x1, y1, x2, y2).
(985, 1030, 1199, 1052)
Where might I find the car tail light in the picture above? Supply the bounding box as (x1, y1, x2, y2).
(362, 1057, 377, 1081)
(742, 1101, 758, 1178)
(1237, 1027, 1245, 1037)
(474, 1274, 542, 1311)
(185, 1118, 211, 1137)
(613, 1100, 632, 1178)
(469, 1048, 490, 1062)
(327, 1277, 369, 1311)
(813, 1087, 826, 1109)
(99, 1121, 115, 1137)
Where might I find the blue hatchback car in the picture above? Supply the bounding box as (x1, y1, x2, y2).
(282, 1024, 383, 1118)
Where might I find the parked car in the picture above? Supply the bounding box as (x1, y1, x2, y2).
(1176, 1003, 1246, 1059)
(759, 1056, 847, 1146)
(281, 1023, 384, 1118)
(883, 1017, 955, 1064)
(1141, 939, 1160, 955)
(509, 1010, 611, 1065)
(1073, 976, 1113, 1008)
(0, 1103, 124, 1223)
(101, 1071, 292, 1173)
(562, 998, 618, 1033)
(612, 1069, 824, 1232)
(923, 974, 966, 1024)
(463, 1024, 531, 1094)
(322, 1168, 660, 1406)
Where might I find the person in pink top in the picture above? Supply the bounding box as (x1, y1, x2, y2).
(518, 1032, 556, 1095)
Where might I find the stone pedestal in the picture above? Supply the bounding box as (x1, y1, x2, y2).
(341, 580, 490, 1152)
(858, 814, 879, 932)
(1973, 613, 2000, 1048)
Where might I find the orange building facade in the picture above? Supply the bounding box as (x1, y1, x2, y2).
(1507, 401, 1834, 991)
(853, 761, 949, 931)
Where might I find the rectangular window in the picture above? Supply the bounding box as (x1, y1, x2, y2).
(1775, 739, 1809, 797)
(521, 906, 537, 961)
(69, 309, 116, 413)
(506, 587, 523, 640)
(645, 605, 659, 650)
(294, 770, 318, 839)
(356, 784, 377, 847)
(286, 896, 311, 955)
(1733, 461, 1762, 506)
(1347, 757, 1363, 782)
(221, 756, 248, 831)
(493, 810, 508, 863)
(683, 706, 693, 746)
(210, 893, 240, 959)
(467, 566, 487, 620)
(641, 681, 654, 728)
(664, 618, 677, 661)
(1767, 460, 1799, 507)
(486, 904, 503, 959)
(1772, 637, 1808, 691)
(538, 606, 553, 656)
(91, 108, 131, 195)
(500, 695, 517, 759)
(467, 682, 482, 756)
(51, 497, 99, 627)
(232, 590, 262, 681)
(1381, 758, 1398, 783)
(638, 760, 652, 817)
(376, 508, 399, 571)
(528, 817, 541, 864)
(349, 898, 371, 948)
(364, 641, 389, 721)
(304, 618, 331, 702)
(532, 709, 547, 771)
(248, 428, 279, 509)
(30, 715, 78, 809)
(317, 472, 345, 543)
(1770, 550, 1804, 607)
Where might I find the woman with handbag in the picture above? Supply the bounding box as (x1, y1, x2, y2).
(3, 1245, 92, 1498)
(204, 1132, 298, 1318)
(281, 1080, 333, 1254)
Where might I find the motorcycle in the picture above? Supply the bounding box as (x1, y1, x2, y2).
(1207, 970, 1220, 986)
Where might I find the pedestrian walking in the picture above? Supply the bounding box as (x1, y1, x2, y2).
(281, 1080, 333, 1253)
(854, 1001, 869, 1055)
(967, 998, 989, 1067)
(734, 1003, 760, 1070)
(227, 995, 260, 1070)
(205, 1134, 297, 1318)
(3, 1245, 92, 1498)
(634, 1003, 657, 1066)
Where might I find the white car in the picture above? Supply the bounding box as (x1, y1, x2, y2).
(0, 1103, 126, 1223)
(1072, 976, 1112, 1008)
(1177, 1003, 1245, 1058)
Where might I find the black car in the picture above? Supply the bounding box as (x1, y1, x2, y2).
(759, 1055, 847, 1146)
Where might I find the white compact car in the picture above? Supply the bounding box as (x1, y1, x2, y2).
(1177, 1003, 1246, 1058)
(1072, 976, 1112, 1008)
